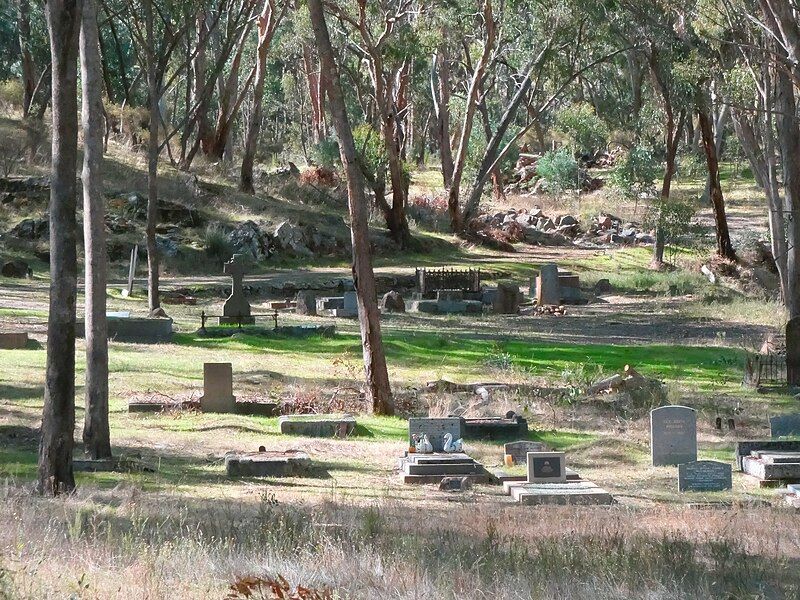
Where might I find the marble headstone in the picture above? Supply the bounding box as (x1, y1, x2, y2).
(408, 417, 463, 452)
(678, 460, 732, 492)
(651, 405, 697, 466)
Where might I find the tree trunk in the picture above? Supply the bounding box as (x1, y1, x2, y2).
(302, 43, 325, 145)
(18, 0, 37, 118)
(80, 0, 111, 460)
(697, 107, 736, 261)
(39, 0, 82, 495)
(144, 0, 160, 311)
(447, 1, 495, 232)
(307, 0, 393, 415)
(431, 47, 454, 188)
(477, 95, 504, 202)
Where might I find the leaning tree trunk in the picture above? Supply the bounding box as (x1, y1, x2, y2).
(307, 0, 393, 415)
(39, 0, 83, 495)
(81, 0, 111, 460)
(144, 0, 160, 311)
(698, 107, 736, 261)
(18, 0, 37, 118)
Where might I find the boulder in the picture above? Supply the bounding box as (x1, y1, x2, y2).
(1, 260, 30, 278)
(155, 235, 179, 257)
(557, 215, 578, 227)
(228, 220, 273, 260)
(295, 290, 317, 316)
(381, 290, 406, 313)
(149, 307, 169, 318)
(594, 279, 613, 294)
(273, 221, 312, 256)
(9, 218, 48, 240)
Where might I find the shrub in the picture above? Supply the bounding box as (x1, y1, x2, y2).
(554, 102, 609, 156)
(310, 138, 340, 169)
(202, 225, 233, 263)
(537, 148, 579, 193)
(0, 80, 24, 110)
(643, 197, 698, 265)
(610, 145, 660, 198)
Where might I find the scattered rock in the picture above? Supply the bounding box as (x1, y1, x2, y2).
(273, 221, 312, 256)
(594, 279, 613, 294)
(295, 290, 317, 316)
(439, 476, 473, 492)
(228, 220, 273, 260)
(155, 235, 179, 257)
(149, 307, 169, 318)
(9, 217, 48, 240)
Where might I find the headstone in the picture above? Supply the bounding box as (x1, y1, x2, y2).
(650, 405, 697, 466)
(0, 332, 28, 349)
(678, 460, 732, 492)
(220, 254, 254, 324)
(493, 281, 520, 315)
(122, 245, 138, 297)
(536, 263, 560, 306)
(770, 414, 800, 438)
(342, 291, 358, 314)
(527, 451, 566, 483)
(408, 417, 463, 452)
(504, 440, 548, 465)
(295, 291, 317, 316)
(200, 362, 236, 413)
(787, 317, 800, 385)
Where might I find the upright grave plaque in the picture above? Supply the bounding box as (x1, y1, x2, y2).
(650, 405, 697, 466)
(200, 362, 236, 413)
(408, 417, 463, 452)
(678, 460, 732, 492)
(527, 451, 566, 483)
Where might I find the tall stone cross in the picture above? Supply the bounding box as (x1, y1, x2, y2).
(222, 254, 251, 318)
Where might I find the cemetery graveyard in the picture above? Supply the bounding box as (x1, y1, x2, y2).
(5, 2, 800, 594)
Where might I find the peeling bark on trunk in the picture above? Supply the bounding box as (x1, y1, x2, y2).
(81, 0, 111, 460)
(307, 0, 393, 415)
(39, 0, 82, 495)
(431, 47, 454, 188)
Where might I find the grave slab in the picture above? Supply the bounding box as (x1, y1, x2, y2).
(279, 414, 356, 438)
(742, 455, 800, 481)
(77, 316, 173, 342)
(462, 415, 528, 440)
(225, 450, 311, 477)
(735, 440, 800, 470)
(650, 405, 697, 466)
(678, 460, 732, 492)
(508, 481, 614, 505)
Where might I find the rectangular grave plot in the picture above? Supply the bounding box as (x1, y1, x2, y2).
(408, 417, 463, 452)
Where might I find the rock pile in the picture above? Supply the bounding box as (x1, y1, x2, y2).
(579, 213, 654, 246)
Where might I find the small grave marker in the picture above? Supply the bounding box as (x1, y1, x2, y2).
(527, 451, 566, 483)
(678, 460, 732, 492)
(536, 263, 560, 306)
(200, 362, 236, 413)
(650, 405, 697, 466)
(504, 440, 547, 465)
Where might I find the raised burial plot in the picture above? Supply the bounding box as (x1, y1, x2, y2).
(0, 332, 28, 349)
(742, 451, 800, 485)
(225, 450, 311, 477)
(398, 452, 492, 485)
(507, 482, 614, 506)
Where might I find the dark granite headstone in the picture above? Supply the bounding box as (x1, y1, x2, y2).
(650, 405, 697, 466)
(770, 414, 800, 438)
(220, 254, 254, 324)
(678, 460, 732, 492)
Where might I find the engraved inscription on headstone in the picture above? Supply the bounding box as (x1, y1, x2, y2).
(408, 417, 463, 452)
(527, 451, 566, 483)
(769, 414, 800, 439)
(504, 440, 547, 465)
(650, 405, 697, 466)
(678, 460, 732, 492)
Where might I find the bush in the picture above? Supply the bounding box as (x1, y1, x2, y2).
(537, 148, 579, 193)
(310, 138, 340, 169)
(554, 103, 609, 156)
(202, 225, 233, 263)
(643, 197, 698, 265)
(0, 80, 24, 110)
(610, 145, 660, 198)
